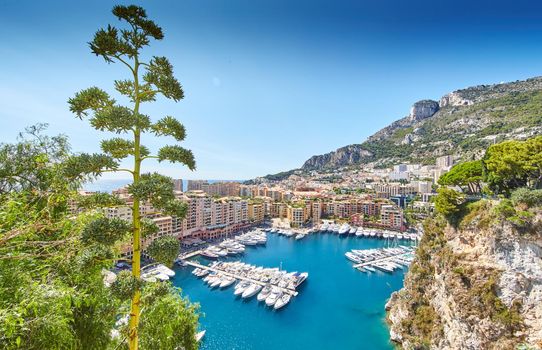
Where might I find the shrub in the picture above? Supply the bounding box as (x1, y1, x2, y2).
(511, 188, 542, 207)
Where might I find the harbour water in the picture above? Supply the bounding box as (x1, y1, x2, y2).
(173, 233, 410, 350)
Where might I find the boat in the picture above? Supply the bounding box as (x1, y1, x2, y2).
(338, 223, 350, 235)
(265, 287, 282, 306)
(234, 281, 251, 296)
(242, 283, 262, 298)
(295, 233, 306, 240)
(364, 266, 376, 272)
(220, 276, 236, 288)
(345, 252, 363, 263)
(294, 272, 309, 287)
(195, 330, 206, 342)
(273, 293, 291, 310)
(349, 227, 357, 235)
(200, 251, 218, 259)
(257, 284, 273, 301)
(355, 227, 364, 237)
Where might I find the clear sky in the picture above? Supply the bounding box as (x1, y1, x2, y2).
(1, 0, 542, 180)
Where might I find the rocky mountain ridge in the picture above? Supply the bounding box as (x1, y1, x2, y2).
(300, 77, 542, 171)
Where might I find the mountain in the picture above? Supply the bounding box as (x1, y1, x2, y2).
(300, 77, 542, 171)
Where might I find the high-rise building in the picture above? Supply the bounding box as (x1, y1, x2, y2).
(172, 179, 183, 192)
(436, 155, 454, 169)
(187, 180, 208, 191)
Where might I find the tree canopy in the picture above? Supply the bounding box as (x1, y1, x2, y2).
(438, 160, 484, 194)
(483, 136, 542, 195)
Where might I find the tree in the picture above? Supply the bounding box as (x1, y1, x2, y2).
(0, 127, 121, 349)
(483, 136, 542, 195)
(438, 160, 484, 194)
(434, 187, 465, 220)
(67, 6, 196, 349)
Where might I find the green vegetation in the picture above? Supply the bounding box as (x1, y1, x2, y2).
(438, 160, 483, 194)
(434, 188, 465, 222)
(0, 6, 199, 350)
(484, 136, 542, 195)
(67, 6, 197, 349)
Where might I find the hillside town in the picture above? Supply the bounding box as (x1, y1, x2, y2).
(75, 155, 455, 257)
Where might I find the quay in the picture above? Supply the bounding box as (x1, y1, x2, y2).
(353, 251, 412, 269)
(179, 250, 202, 259)
(184, 260, 299, 296)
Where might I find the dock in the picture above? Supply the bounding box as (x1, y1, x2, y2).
(353, 251, 412, 269)
(179, 250, 202, 259)
(184, 260, 299, 296)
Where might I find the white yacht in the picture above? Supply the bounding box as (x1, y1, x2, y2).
(273, 293, 291, 310)
(257, 284, 273, 302)
(234, 281, 251, 296)
(220, 276, 236, 288)
(195, 330, 206, 342)
(242, 283, 262, 298)
(338, 223, 350, 235)
(265, 287, 282, 306)
(349, 227, 357, 234)
(295, 233, 306, 240)
(345, 252, 363, 263)
(355, 227, 364, 237)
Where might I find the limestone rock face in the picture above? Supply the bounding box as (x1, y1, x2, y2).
(386, 209, 542, 350)
(409, 100, 440, 121)
(301, 144, 373, 170)
(440, 91, 473, 107)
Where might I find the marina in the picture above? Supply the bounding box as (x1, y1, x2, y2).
(185, 260, 304, 297)
(346, 246, 415, 273)
(174, 232, 409, 350)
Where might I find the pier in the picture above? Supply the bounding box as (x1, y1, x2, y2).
(353, 251, 412, 269)
(179, 250, 202, 259)
(184, 260, 299, 296)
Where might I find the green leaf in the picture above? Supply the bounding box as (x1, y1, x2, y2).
(151, 116, 186, 141)
(63, 153, 118, 179)
(157, 145, 195, 170)
(146, 236, 179, 267)
(82, 217, 131, 246)
(143, 56, 184, 101)
(68, 87, 114, 118)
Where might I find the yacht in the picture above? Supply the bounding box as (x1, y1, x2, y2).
(295, 233, 306, 240)
(345, 252, 363, 263)
(195, 330, 206, 343)
(338, 223, 350, 235)
(200, 250, 218, 260)
(273, 293, 291, 310)
(234, 281, 251, 296)
(219, 276, 236, 288)
(349, 227, 357, 235)
(242, 283, 262, 298)
(294, 272, 309, 287)
(355, 227, 364, 237)
(210, 276, 223, 288)
(257, 284, 273, 302)
(320, 223, 329, 231)
(265, 287, 282, 306)
(369, 230, 376, 237)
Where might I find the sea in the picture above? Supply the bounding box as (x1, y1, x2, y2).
(82, 179, 244, 193)
(173, 233, 409, 350)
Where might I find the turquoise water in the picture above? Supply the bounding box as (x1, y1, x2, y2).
(173, 233, 409, 350)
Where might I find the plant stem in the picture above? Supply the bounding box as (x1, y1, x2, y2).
(128, 53, 142, 350)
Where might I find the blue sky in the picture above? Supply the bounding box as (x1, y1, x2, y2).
(1, 0, 542, 180)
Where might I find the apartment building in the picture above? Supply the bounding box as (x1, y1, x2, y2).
(380, 205, 404, 230)
(248, 202, 265, 223)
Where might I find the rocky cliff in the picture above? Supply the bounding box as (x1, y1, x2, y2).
(386, 202, 542, 350)
(299, 77, 542, 171)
